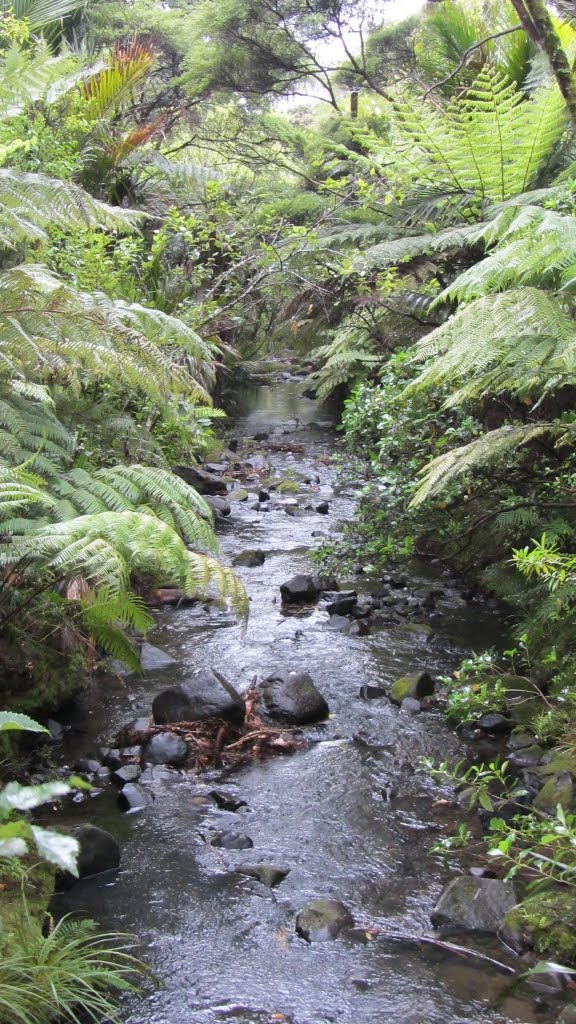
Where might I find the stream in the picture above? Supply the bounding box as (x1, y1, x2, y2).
(52, 378, 557, 1024)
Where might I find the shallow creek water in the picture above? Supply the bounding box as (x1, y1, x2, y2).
(52, 380, 557, 1024)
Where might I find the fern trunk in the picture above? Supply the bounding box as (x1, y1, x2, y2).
(510, 0, 576, 126)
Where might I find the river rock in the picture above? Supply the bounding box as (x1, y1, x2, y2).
(400, 697, 421, 714)
(280, 574, 320, 603)
(239, 864, 290, 887)
(316, 501, 329, 514)
(204, 495, 231, 517)
(139, 643, 177, 672)
(296, 898, 354, 942)
(173, 464, 227, 495)
(152, 672, 245, 725)
(142, 732, 188, 765)
(476, 712, 512, 734)
(210, 790, 248, 812)
(259, 669, 329, 725)
(118, 782, 154, 811)
(389, 672, 435, 705)
(507, 744, 545, 768)
(229, 487, 249, 502)
(209, 831, 253, 850)
(326, 593, 357, 615)
(74, 824, 121, 877)
(327, 614, 351, 631)
(430, 877, 517, 932)
(533, 772, 575, 813)
(232, 549, 266, 567)
(113, 763, 142, 785)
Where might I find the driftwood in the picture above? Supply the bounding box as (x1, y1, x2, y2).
(117, 686, 303, 773)
(362, 928, 515, 975)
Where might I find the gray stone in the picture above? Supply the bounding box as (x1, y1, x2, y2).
(533, 772, 575, 813)
(152, 672, 245, 725)
(326, 593, 357, 616)
(113, 763, 142, 785)
(508, 744, 545, 768)
(430, 877, 517, 932)
(75, 758, 101, 774)
(100, 747, 122, 769)
(118, 782, 154, 811)
(232, 549, 266, 568)
(315, 501, 329, 514)
(173, 464, 227, 495)
(477, 712, 511, 734)
(142, 732, 188, 766)
(259, 669, 329, 725)
(139, 643, 177, 672)
(204, 495, 231, 517)
(209, 831, 253, 850)
(359, 685, 388, 700)
(239, 864, 290, 887)
(296, 898, 354, 942)
(400, 697, 422, 715)
(74, 825, 120, 878)
(326, 614, 351, 631)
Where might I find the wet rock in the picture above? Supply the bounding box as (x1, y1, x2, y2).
(326, 593, 357, 616)
(508, 731, 537, 750)
(74, 824, 120, 878)
(118, 782, 154, 811)
(327, 614, 351, 631)
(245, 454, 268, 472)
(142, 732, 188, 766)
(280, 574, 320, 603)
(258, 489, 270, 502)
(296, 898, 354, 942)
(501, 674, 543, 726)
(239, 864, 290, 887)
(430, 877, 517, 932)
(232, 549, 266, 568)
(229, 487, 249, 502)
(152, 672, 245, 725)
(252, 431, 269, 442)
(122, 717, 150, 738)
(100, 747, 122, 770)
(508, 744, 545, 768)
(347, 620, 370, 637)
(400, 697, 421, 715)
(173, 464, 227, 495)
(526, 966, 569, 995)
(389, 672, 435, 706)
(205, 462, 226, 473)
(210, 790, 248, 812)
(209, 831, 253, 850)
(140, 643, 177, 672)
(75, 758, 101, 774)
(359, 684, 388, 700)
(316, 501, 330, 514)
(534, 772, 575, 813)
(119, 744, 142, 758)
(139, 765, 177, 783)
(47, 718, 65, 742)
(312, 573, 338, 592)
(259, 668, 329, 725)
(476, 712, 512, 734)
(204, 495, 231, 517)
(113, 763, 142, 785)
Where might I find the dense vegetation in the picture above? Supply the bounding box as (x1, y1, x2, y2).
(6, 0, 576, 1015)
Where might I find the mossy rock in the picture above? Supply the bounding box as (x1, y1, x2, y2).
(539, 752, 576, 780)
(533, 772, 575, 814)
(277, 479, 300, 494)
(500, 674, 544, 726)
(502, 890, 576, 962)
(229, 488, 249, 502)
(389, 672, 435, 706)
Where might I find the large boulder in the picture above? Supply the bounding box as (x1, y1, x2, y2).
(280, 574, 320, 604)
(152, 672, 245, 725)
(173, 464, 227, 495)
(259, 669, 329, 725)
(141, 732, 188, 766)
(74, 825, 120, 878)
(296, 898, 354, 942)
(389, 672, 435, 706)
(430, 877, 517, 932)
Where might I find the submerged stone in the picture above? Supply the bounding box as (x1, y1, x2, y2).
(296, 898, 354, 941)
(431, 876, 517, 933)
(239, 864, 290, 887)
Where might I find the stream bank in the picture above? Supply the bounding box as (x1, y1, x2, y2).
(47, 376, 564, 1024)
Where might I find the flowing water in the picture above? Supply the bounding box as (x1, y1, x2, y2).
(52, 380, 557, 1024)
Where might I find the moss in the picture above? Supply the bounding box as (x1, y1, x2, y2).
(0, 860, 56, 951)
(0, 647, 86, 718)
(277, 479, 300, 494)
(503, 890, 576, 962)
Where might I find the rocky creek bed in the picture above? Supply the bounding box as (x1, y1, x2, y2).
(42, 375, 573, 1024)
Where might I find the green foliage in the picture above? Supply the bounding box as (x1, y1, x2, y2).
(440, 651, 508, 724)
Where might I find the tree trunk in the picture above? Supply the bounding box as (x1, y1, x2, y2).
(509, 0, 576, 126)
